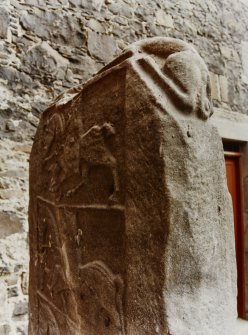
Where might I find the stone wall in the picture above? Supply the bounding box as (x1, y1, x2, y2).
(0, 0, 248, 333)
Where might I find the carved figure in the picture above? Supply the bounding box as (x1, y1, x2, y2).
(77, 261, 125, 335)
(38, 204, 70, 311)
(50, 122, 120, 204)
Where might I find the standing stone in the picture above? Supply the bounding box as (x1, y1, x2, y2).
(29, 37, 237, 335)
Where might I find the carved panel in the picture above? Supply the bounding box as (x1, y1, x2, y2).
(29, 51, 128, 335)
(36, 197, 126, 334)
(41, 118, 123, 206)
(46, 122, 121, 205)
(37, 200, 79, 334)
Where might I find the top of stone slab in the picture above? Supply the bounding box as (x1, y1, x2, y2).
(51, 37, 213, 121)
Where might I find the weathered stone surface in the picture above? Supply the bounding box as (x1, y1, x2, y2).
(219, 75, 229, 102)
(5, 120, 17, 132)
(0, 68, 36, 91)
(0, 282, 8, 319)
(29, 37, 236, 335)
(0, 8, 9, 39)
(209, 71, 221, 101)
(73, 0, 104, 11)
(20, 10, 85, 47)
(155, 10, 174, 28)
(241, 41, 248, 84)
(0, 135, 29, 331)
(88, 30, 117, 63)
(8, 286, 18, 298)
(0, 324, 10, 335)
(21, 42, 69, 84)
(20, 272, 28, 295)
(16, 324, 28, 335)
(86, 18, 106, 33)
(0, 212, 23, 239)
(12, 300, 28, 317)
(108, 1, 134, 18)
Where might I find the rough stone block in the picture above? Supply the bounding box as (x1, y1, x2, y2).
(7, 286, 18, 298)
(29, 37, 237, 335)
(16, 324, 28, 335)
(209, 71, 221, 101)
(20, 272, 28, 295)
(21, 43, 68, 82)
(86, 18, 105, 33)
(0, 67, 36, 92)
(241, 41, 248, 84)
(88, 30, 117, 63)
(0, 282, 7, 320)
(12, 301, 28, 317)
(219, 75, 229, 102)
(20, 9, 85, 47)
(0, 212, 23, 239)
(5, 120, 17, 132)
(0, 8, 9, 39)
(108, 2, 133, 18)
(0, 324, 10, 335)
(220, 45, 233, 59)
(6, 274, 18, 287)
(155, 10, 174, 28)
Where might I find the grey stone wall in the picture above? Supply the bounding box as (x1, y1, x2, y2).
(0, 0, 248, 332)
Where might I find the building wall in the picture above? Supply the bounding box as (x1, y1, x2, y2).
(0, 0, 248, 333)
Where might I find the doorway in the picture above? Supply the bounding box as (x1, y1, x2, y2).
(224, 143, 245, 318)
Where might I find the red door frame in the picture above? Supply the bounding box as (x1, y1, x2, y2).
(225, 151, 245, 318)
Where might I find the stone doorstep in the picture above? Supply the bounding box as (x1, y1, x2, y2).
(235, 318, 248, 335)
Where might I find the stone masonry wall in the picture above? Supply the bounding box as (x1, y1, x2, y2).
(0, 0, 248, 333)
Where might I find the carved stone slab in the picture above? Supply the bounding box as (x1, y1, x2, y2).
(29, 37, 237, 335)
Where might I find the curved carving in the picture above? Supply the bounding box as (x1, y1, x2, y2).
(78, 261, 125, 335)
(37, 204, 70, 305)
(100, 37, 213, 120)
(43, 113, 65, 161)
(38, 301, 60, 335)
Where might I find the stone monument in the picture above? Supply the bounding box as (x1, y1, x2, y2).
(29, 37, 237, 335)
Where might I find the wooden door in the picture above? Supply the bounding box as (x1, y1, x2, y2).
(225, 153, 245, 317)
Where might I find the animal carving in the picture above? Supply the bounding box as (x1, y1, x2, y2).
(77, 261, 125, 335)
(100, 37, 213, 120)
(48, 122, 120, 204)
